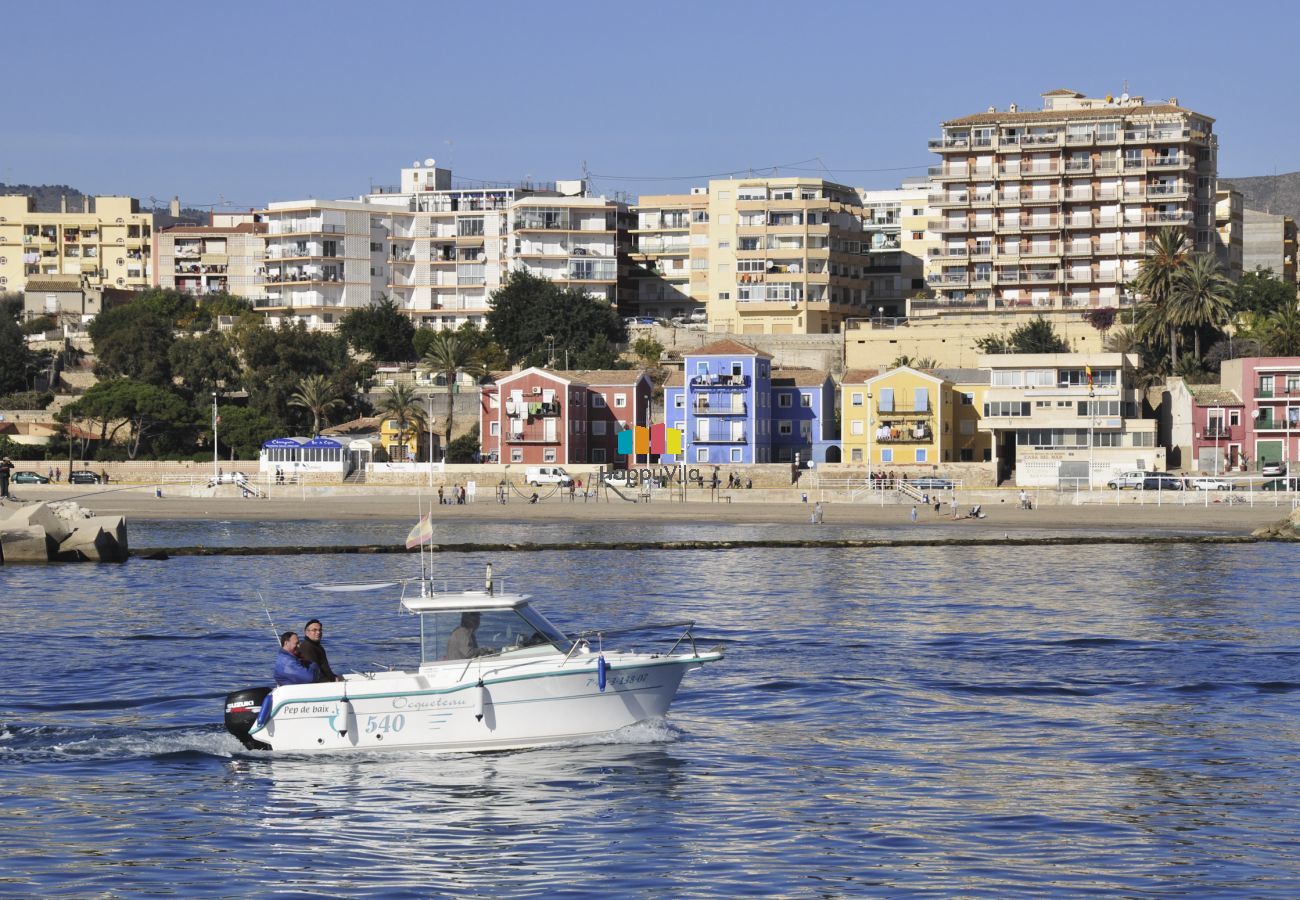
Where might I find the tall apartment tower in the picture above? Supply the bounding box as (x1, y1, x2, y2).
(0, 195, 153, 294)
(153, 214, 266, 296)
(627, 190, 711, 320)
(925, 89, 1217, 317)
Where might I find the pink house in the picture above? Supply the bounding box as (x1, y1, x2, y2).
(1189, 358, 1300, 472)
(479, 367, 651, 467)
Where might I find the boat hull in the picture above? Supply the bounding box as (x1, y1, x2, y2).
(247, 652, 718, 754)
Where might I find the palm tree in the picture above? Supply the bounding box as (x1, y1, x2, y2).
(1132, 226, 1190, 370)
(1170, 253, 1235, 363)
(375, 383, 427, 462)
(1261, 303, 1300, 356)
(288, 374, 345, 436)
(421, 332, 487, 460)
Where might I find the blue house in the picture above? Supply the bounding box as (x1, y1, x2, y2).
(661, 340, 836, 466)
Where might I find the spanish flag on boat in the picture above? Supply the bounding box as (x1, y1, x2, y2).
(405, 514, 434, 549)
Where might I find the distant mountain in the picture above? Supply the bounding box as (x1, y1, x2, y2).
(1219, 171, 1300, 221)
(0, 182, 211, 228)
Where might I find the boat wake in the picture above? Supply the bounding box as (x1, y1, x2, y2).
(0, 722, 246, 762)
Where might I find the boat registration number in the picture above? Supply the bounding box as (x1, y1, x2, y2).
(587, 672, 649, 688)
(365, 713, 406, 734)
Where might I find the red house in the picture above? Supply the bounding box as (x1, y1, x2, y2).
(480, 367, 652, 467)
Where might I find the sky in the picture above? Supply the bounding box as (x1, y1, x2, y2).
(5, 0, 1298, 212)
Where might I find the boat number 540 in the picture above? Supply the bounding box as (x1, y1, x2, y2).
(365, 714, 406, 734)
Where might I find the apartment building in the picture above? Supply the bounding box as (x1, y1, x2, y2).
(1214, 189, 1244, 280)
(153, 214, 266, 296)
(857, 183, 932, 319)
(257, 199, 389, 330)
(0, 195, 152, 295)
(366, 162, 625, 331)
(627, 190, 710, 320)
(704, 177, 880, 335)
(977, 352, 1162, 487)
(1242, 208, 1297, 282)
(925, 89, 1217, 317)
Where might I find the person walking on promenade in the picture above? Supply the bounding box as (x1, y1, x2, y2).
(910, 505, 918, 524)
(0, 457, 12, 500)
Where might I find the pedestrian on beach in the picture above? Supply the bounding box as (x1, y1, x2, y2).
(950, 496, 959, 519)
(438, 485, 445, 505)
(910, 505, 918, 524)
(55, 466, 61, 482)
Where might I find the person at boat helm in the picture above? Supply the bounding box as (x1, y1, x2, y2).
(298, 618, 343, 682)
(446, 611, 482, 660)
(274, 631, 320, 686)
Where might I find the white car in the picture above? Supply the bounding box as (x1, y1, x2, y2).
(1188, 477, 1232, 491)
(1261, 462, 1287, 477)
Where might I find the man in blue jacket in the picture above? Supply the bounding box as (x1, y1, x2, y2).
(274, 631, 320, 686)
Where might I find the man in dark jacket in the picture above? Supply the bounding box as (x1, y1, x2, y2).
(274, 631, 320, 686)
(0, 457, 13, 499)
(298, 619, 342, 682)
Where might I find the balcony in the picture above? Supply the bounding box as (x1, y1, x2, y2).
(1064, 159, 1094, 174)
(934, 219, 971, 233)
(1200, 426, 1235, 440)
(877, 404, 931, 417)
(927, 272, 970, 286)
(693, 400, 747, 415)
(694, 432, 748, 444)
(928, 136, 970, 151)
(929, 191, 969, 207)
(928, 247, 969, 260)
(689, 374, 750, 389)
(909, 296, 991, 314)
(1021, 243, 1060, 258)
(1020, 191, 1060, 206)
(1022, 216, 1062, 231)
(874, 427, 935, 443)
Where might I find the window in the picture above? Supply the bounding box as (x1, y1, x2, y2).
(696, 448, 708, 462)
(614, 394, 627, 408)
(778, 394, 792, 408)
(674, 394, 684, 409)
(800, 395, 812, 408)
(915, 449, 927, 463)
(1229, 409, 1241, 426)
(592, 448, 606, 462)
(674, 420, 683, 432)
(592, 394, 606, 408)
(730, 448, 743, 462)
(881, 448, 893, 463)
(850, 420, 864, 435)
(543, 448, 557, 462)
(984, 401, 1032, 417)
(510, 448, 523, 462)
(717, 292, 730, 301)
(592, 421, 606, 436)
(489, 421, 500, 436)
(778, 421, 792, 436)
(717, 241, 730, 249)
(851, 392, 863, 407)
(851, 448, 863, 462)
(961, 393, 974, 406)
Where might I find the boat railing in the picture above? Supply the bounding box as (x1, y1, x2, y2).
(565, 620, 703, 659)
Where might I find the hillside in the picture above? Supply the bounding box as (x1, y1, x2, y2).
(1219, 171, 1300, 221)
(0, 182, 210, 227)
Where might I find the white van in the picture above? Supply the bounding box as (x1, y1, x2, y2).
(689, 307, 708, 324)
(524, 466, 573, 487)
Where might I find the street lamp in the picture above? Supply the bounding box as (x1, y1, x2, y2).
(212, 392, 219, 481)
(866, 390, 874, 490)
(1087, 388, 1095, 492)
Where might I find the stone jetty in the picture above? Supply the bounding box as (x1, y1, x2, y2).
(0, 501, 129, 563)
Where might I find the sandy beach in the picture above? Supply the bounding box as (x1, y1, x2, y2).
(6, 483, 1292, 537)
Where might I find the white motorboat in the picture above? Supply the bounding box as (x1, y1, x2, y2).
(223, 568, 723, 754)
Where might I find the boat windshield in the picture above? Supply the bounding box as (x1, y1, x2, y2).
(419, 604, 569, 665)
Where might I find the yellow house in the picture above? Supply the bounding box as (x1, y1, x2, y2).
(379, 416, 438, 462)
(843, 366, 966, 470)
(937, 367, 992, 464)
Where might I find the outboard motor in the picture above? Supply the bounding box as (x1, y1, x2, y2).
(224, 686, 273, 751)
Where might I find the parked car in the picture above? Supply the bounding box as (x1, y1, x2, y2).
(601, 470, 635, 488)
(68, 470, 102, 485)
(624, 316, 656, 327)
(1142, 475, 1184, 491)
(1188, 477, 1233, 491)
(908, 477, 955, 491)
(524, 466, 573, 487)
(1107, 470, 1155, 490)
(1261, 461, 1287, 477)
(213, 471, 250, 485)
(688, 308, 708, 324)
(11, 471, 49, 484)
(1260, 477, 1300, 491)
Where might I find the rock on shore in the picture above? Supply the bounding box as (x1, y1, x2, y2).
(0, 501, 128, 563)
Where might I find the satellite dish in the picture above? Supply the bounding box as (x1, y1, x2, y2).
(425, 158, 436, 167)
(1120, 92, 1129, 103)
(412, 160, 421, 167)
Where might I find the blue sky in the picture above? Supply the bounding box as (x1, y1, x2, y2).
(5, 0, 1297, 210)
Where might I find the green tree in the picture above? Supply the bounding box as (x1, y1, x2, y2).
(214, 404, 278, 459)
(632, 335, 665, 366)
(1235, 269, 1298, 317)
(58, 378, 190, 459)
(975, 316, 1069, 354)
(446, 423, 480, 464)
(169, 330, 240, 399)
(374, 383, 427, 462)
(0, 309, 35, 394)
(1169, 253, 1235, 363)
(87, 301, 177, 385)
(1132, 226, 1190, 370)
(236, 321, 368, 430)
(571, 333, 626, 370)
(338, 296, 416, 361)
(421, 332, 487, 459)
(288, 373, 346, 436)
(486, 271, 626, 366)
(890, 355, 938, 369)
(1257, 303, 1300, 356)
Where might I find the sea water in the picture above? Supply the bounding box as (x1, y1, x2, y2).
(2, 522, 1299, 895)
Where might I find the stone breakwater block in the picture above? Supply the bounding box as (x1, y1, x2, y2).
(0, 525, 55, 562)
(5, 502, 73, 545)
(56, 515, 129, 563)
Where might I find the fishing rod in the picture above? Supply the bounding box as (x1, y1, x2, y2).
(259, 591, 280, 645)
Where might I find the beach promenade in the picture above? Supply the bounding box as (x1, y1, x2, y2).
(7, 483, 1293, 537)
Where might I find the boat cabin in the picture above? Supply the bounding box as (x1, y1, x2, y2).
(400, 592, 570, 668)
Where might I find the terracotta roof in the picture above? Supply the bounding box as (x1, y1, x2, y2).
(321, 415, 381, 435)
(1188, 385, 1242, 405)
(841, 368, 881, 385)
(771, 367, 830, 387)
(556, 368, 649, 385)
(664, 371, 685, 387)
(687, 339, 772, 358)
(23, 277, 83, 292)
(944, 103, 1205, 127)
(161, 222, 265, 234)
(1041, 89, 1084, 98)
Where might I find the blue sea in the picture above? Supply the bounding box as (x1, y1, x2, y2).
(2, 519, 1299, 896)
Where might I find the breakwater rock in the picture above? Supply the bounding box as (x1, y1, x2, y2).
(0, 501, 129, 564)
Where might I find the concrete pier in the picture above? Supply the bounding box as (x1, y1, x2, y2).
(0, 501, 128, 564)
